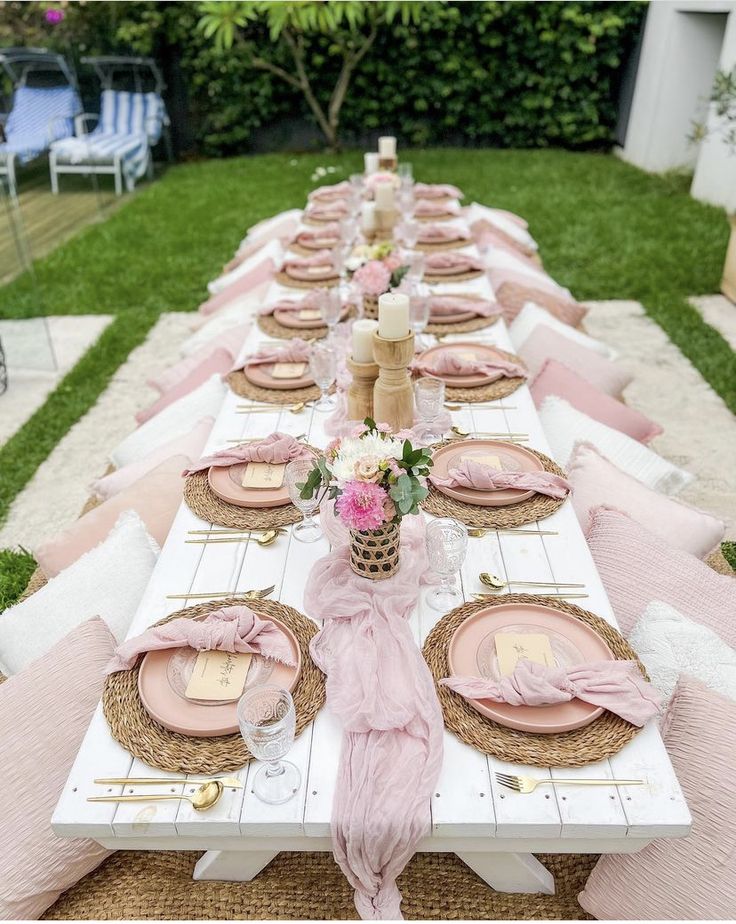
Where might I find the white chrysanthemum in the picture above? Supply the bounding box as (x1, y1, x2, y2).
(331, 433, 403, 483)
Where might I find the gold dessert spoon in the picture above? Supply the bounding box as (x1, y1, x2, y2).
(479, 572, 586, 591)
(87, 780, 223, 812)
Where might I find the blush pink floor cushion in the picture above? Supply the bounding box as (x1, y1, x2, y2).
(586, 505, 736, 643)
(148, 324, 249, 395)
(519, 325, 632, 397)
(579, 676, 736, 919)
(531, 359, 662, 443)
(90, 417, 214, 501)
(198, 256, 275, 316)
(135, 347, 231, 425)
(568, 442, 724, 559)
(495, 280, 587, 327)
(35, 454, 189, 578)
(0, 618, 115, 919)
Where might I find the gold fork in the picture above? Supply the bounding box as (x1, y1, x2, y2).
(468, 528, 559, 538)
(94, 776, 243, 788)
(495, 773, 644, 794)
(166, 585, 275, 601)
(472, 592, 589, 601)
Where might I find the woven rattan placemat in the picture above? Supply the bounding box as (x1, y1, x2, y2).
(274, 271, 339, 290)
(424, 269, 484, 285)
(427, 315, 500, 336)
(102, 596, 325, 773)
(416, 238, 468, 252)
(423, 594, 648, 767)
(416, 347, 527, 404)
(421, 444, 567, 528)
(225, 370, 322, 405)
(257, 314, 328, 340)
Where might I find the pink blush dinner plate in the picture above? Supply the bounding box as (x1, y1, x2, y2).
(285, 262, 338, 283)
(428, 307, 478, 324)
(295, 232, 339, 250)
(138, 614, 301, 737)
(431, 439, 544, 507)
(274, 305, 349, 330)
(417, 342, 511, 388)
(208, 448, 315, 508)
(448, 602, 613, 734)
(243, 362, 315, 391)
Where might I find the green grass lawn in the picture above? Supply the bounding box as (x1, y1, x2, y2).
(0, 148, 734, 602)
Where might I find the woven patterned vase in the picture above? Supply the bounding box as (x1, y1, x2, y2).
(349, 521, 400, 580)
(362, 293, 380, 320)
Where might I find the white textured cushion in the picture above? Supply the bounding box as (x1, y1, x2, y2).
(207, 238, 284, 295)
(485, 247, 570, 296)
(182, 283, 269, 352)
(630, 601, 736, 705)
(0, 511, 158, 675)
(509, 301, 617, 359)
(245, 208, 303, 246)
(0, 618, 115, 919)
(538, 396, 693, 495)
(110, 373, 226, 469)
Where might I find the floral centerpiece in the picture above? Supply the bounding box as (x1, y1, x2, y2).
(349, 245, 409, 320)
(299, 419, 432, 580)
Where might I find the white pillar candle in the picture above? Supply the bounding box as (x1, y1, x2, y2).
(364, 152, 379, 174)
(361, 201, 376, 232)
(374, 182, 395, 210)
(377, 292, 410, 340)
(352, 318, 379, 363)
(378, 136, 396, 158)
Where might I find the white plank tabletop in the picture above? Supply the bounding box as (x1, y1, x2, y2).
(53, 231, 690, 877)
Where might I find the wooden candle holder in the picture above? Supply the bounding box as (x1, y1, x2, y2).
(346, 355, 379, 422)
(372, 330, 415, 432)
(378, 155, 398, 172)
(374, 206, 398, 236)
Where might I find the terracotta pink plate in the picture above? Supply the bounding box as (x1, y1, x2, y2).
(208, 449, 315, 509)
(424, 260, 477, 277)
(296, 232, 339, 250)
(448, 602, 613, 734)
(416, 342, 513, 388)
(275, 305, 349, 330)
(243, 362, 315, 391)
(428, 308, 478, 324)
(284, 263, 339, 283)
(138, 614, 301, 737)
(431, 439, 543, 507)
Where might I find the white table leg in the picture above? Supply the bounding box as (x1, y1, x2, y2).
(193, 849, 279, 882)
(455, 850, 555, 894)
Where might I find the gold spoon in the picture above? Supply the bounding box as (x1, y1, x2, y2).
(479, 572, 586, 591)
(87, 780, 223, 812)
(185, 528, 282, 546)
(472, 592, 589, 601)
(237, 402, 309, 414)
(445, 404, 515, 411)
(226, 434, 306, 444)
(451, 426, 528, 438)
(468, 528, 558, 538)
(94, 776, 243, 789)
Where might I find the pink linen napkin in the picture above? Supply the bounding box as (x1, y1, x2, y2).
(417, 223, 470, 243)
(305, 503, 444, 919)
(424, 251, 484, 274)
(305, 202, 349, 222)
(232, 337, 311, 372)
(258, 290, 322, 317)
(428, 295, 500, 319)
(308, 181, 351, 203)
(430, 458, 571, 498)
(296, 223, 341, 246)
(441, 659, 661, 727)
(414, 199, 461, 218)
(183, 432, 312, 476)
(419, 349, 527, 381)
(414, 183, 463, 200)
(105, 605, 296, 675)
(282, 249, 334, 274)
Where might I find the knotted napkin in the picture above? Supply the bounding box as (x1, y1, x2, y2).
(257, 290, 322, 317)
(105, 605, 297, 674)
(232, 337, 311, 372)
(418, 349, 527, 381)
(430, 458, 571, 499)
(282, 249, 334, 275)
(414, 199, 461, 218)
(308, 181, 351, 202)
(183, 432, 312, 476)
(428, 294, 500, 319)
(296, 223, 341, 246)
(305, 202, 349, 222)
(424, 251, 485, 275)
(441, 658, 661, 727)
(414, 182, 463, 200)
(417, 223, 471, 243)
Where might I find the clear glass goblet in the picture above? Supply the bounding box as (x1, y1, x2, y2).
(406, 250, 425, 284)
(425, 517, 468, 611)
(309, 341, 337, 411)
(415, 375, 445, 441)
(397, 220, 419, 250)
(408, 282, 431, 336)
(398, 162, 413, 187)
(237, 685, 301, 804)
(399, 188, 415, 218)
(285, 457, 323, 542)
(319, 286, 342, 336)
(349, 172, 364, 193)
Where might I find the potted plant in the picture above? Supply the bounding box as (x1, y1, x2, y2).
(298, 419, 432, 580)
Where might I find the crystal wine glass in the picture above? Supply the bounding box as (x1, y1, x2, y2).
(399, 186, 415, 218)
(414, 376, 445, 441)
(309, 341, 337, 411)
(285, 457, 323, 542)
(319, 286, 342, 337)
(398, 162, 413, 187)
(397, 220, 419, 250)
(237, 685, 301, 804)
(408, 281, 431, 336)
(425, 517, 468, 611)
(406, 250, 425, 284)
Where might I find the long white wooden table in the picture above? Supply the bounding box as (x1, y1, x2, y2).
(53, 236, 690, 898)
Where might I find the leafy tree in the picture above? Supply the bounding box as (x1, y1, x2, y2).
(197, 0, 428, 150)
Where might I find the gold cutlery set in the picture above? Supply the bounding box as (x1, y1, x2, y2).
(494, 773, 643, 793)
(166, 584, 275, 601)
(185, 527, 284, 547)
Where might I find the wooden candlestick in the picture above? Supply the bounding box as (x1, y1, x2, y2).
(346, 355, 379, 422)
(378, 155, 398, 172)
(372, 330, 415, 432)
(374, 206, 398, 236)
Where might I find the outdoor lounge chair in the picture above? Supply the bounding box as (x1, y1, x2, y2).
(49, 88, 168, 195)
(0, 48, 80, 196)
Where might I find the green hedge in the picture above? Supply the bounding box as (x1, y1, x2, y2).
(1, 1, 645, 154)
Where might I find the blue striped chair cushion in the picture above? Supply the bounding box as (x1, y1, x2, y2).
(0, 86, 80, 163)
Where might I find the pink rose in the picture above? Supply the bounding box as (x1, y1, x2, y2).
(383, 253, 402, 273)
(383, 495, 397, 522)
(354, 456, 382, 483)
(353, 260, 391, 296)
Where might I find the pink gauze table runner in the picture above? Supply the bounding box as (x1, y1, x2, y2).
(304, 502, 444, 919)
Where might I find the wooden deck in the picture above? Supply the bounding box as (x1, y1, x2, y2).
(0, 161, 125, 284)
